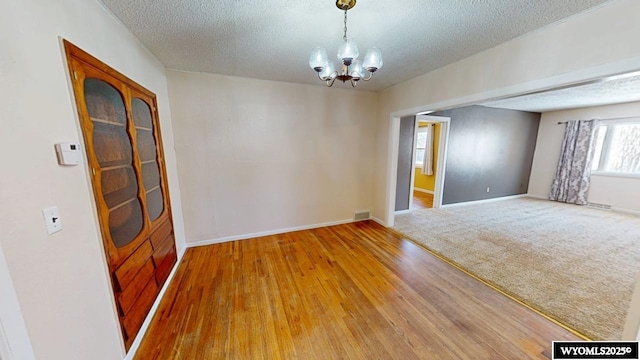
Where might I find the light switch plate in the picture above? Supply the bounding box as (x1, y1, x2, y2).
(43, 206, 62, 235)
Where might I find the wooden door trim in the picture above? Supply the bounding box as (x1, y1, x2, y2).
(64, 41, 155, 99)
(127, 90, 173, 230)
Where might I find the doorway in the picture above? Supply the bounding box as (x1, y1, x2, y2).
(411, 119, 438, 209)
(394, 115, 450, 215)
(412, 115, 450, 210)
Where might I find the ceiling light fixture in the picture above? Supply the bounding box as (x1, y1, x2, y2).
(309, 0, 383, 88)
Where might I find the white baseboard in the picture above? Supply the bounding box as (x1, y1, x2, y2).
(526, 194, 547, 200)
(413, 188, 434, 194)
(526, 194, 640, 217)
(371, 216, 387, 227)
(124, 246, 187, 360)
(441, 194, 529, 208)
(187, 218, 356, 248)
(611, 207, 640, 216)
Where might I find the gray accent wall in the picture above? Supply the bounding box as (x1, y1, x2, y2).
(431, 105, 540, 205)
(395, 116, 416, 211)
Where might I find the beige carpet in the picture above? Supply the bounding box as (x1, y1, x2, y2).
(393, 197, 640, 340)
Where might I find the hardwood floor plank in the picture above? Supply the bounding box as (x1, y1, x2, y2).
(135, 221, 579, 359)
(412, 191, 433, 209)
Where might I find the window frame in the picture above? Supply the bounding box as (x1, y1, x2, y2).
(590, 118, 640, 178)
(414, 127, 429, 167)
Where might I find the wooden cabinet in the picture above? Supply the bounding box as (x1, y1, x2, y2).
(64, 40, 177, 349)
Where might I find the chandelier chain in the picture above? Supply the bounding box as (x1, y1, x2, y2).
(343, 9, 348, 41)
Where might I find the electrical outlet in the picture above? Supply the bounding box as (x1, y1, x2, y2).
(486, 187, 490, 193)
(43, 206, 63, 235)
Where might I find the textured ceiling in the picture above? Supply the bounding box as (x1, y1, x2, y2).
(481, 73, 640, 112)
(100, 0, 612, 91)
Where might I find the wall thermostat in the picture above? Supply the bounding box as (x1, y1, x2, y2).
(55, 142, 82, 166)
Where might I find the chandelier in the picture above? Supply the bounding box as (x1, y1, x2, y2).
(308, 0, 383, 87)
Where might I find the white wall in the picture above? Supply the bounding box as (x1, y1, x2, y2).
(0, 243, 35, 360)
(528, 101, 640, 212)
(373, 0, 640, 224)
(166, 70, 377, 243)
(0, 0, 186, 359)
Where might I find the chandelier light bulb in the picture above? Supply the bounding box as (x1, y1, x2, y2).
(362, 47, 383, 72)
(350, 60, 365, 80)
(319, 61, 337, 81)
(309, 47, 329, 72)
(337, 38, 359, 66)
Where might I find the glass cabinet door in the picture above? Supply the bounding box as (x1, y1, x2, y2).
(84, 78, 144, 248)
(132, 98, 164, 222)
(66, 40, 177, 350)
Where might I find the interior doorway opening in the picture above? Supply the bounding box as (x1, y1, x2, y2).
(394, 114, 450, 215)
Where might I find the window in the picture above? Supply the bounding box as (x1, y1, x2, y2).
(591, 121, 640, 175)
(415, 128, 429, 166)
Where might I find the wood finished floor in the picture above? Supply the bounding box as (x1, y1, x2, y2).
(135, 221, 578, 359)
(413, 191, 433, 209)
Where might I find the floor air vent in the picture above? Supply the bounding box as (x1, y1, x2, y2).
(587, 202, 612, 210)
(354, 211, 370, 221)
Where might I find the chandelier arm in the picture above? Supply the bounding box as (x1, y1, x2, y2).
(360, 72, 374, 81)
(350, 79, 358, 87)
(326, 77, 337, 87)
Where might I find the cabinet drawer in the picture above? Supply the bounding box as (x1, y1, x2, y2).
(150, 218, 172, 249)
(152, 232, 174, 267)
(114, 241, 153, 290)
(155, 246, 177, 288)
(118, 259, 155, 315)
(122, 276, 158, 340)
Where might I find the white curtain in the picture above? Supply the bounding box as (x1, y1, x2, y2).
(421, 124, 434, 175)
(549, 119, 599, 205)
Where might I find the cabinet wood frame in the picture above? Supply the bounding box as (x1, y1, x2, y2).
(63, 40, 177, 349)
